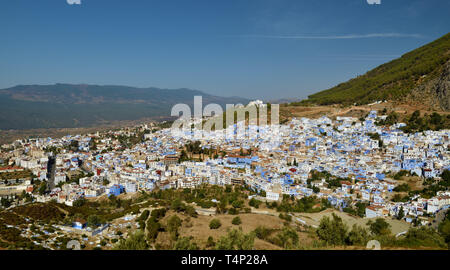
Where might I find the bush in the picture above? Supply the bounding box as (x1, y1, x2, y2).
(367, 218, 391, 236)
(275, 227, 299, 249)
(215, 229, 255, 250)
(228, 208, 239, 215)
(146, 219, 161, 242)
(346, 224, 369, 246)
(113, 230, 148, 250)
(398, 227, 446, 248)
(316, 214, 348, 246)
(279, 213, 292, 222)
(393, 183, 410, 192)
(167, 215, 182, 240)
(206, 236, 215, 248)
(232, 216, 242, 225)
(254, 226, 273, 240)
(209, 219, 222, 229)
(173, 237, 199, 250)
(249, 198, 261, 208)
(150, 208, 167, 220)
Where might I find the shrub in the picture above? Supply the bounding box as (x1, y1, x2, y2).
(215, 229, 255, 250)
(316, 214, 348, 245)
(113, 230, 148, 250)
(346, 224, 369, 246)
(399, 227, 446, 248)
(232, 216, 242, 225)
(254, 226, 273, 240)
(279, 213, 292, 222)
(275, 227, 299, 249)
(173, 237, 199, 250)
(209, 219, 222, 229)
(367, 218, 391, 236)
(206, 236, 215, 248)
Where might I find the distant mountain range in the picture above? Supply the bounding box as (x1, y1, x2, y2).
(0, 84, 249, 130)
(303, 33, 450, 111)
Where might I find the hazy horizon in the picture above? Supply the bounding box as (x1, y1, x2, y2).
(1, 0, 449, 100)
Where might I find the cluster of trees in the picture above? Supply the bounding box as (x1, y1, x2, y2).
(409, 170, 450, 199)
(268, 195, 330, 214)
(146, 208, 167, 242)
(307, 170, 351, 190)
(149, 185, 235, 211)
(12, 203, 65, 223)
(170, 199, 198, 218)
(253, 225, 301, 249)
(400, 111, 450, 133)
(215, 228, 255, 250)
(438, 211, 450, 249)
(393, 170, 411, 180)
(393, 183, 411, 192)
(342, 202, 368, 218)
(0, 198, 13, 208)
(316, 214, 447, 249)
(376, 111, 399, 126)
(317, 214, 396, 246)
(0, 223, 44, 250)
(113, 132, 146, 149)
(179, 142, 221, 162)
(114, 230, 148, 250)
(249, 198, 262, 208)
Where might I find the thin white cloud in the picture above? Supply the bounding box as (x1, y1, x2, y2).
(234, 33, 424, 39)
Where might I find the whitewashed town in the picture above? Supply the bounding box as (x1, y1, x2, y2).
(1, 104, 449, 236)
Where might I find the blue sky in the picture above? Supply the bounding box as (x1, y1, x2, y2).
(0, 0, 449, 100)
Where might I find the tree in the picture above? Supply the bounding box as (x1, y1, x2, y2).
(232, 216, 242, 225)
(316, 213, 348, 245)
(254, 226, 273, 240)
(72, 198, 86, 207)
(249, 198, 261, 208)
(113, 230, 148, 250)
(146, 218, 161, 242)
(367, 218, 391, 236)
(167, 215, 182, 240)
(346, 224, 369, 246)
(401, 227, 446, 248)
(173, 237, 199, 250)
(232, 200, 243, 209)
(206, 236, 215, 248)
(87, 215, 101, 229)
(138, 210, 150, 222)
(276, 227, 299, 249)
(38, 182, 47, 195)
(171, 199, 185, 212)
(0, 198, 12, 208)
(185, 205, 198, 218)
(209, 219, 222, 229)
(397, 206, 405, 220)
(215, 229, 255, 250)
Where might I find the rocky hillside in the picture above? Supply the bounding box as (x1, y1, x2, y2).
(408, 59, 450, 111)
(303, 33, 450, 110)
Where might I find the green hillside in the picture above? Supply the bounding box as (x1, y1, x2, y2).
(305, 33, 450, 106)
